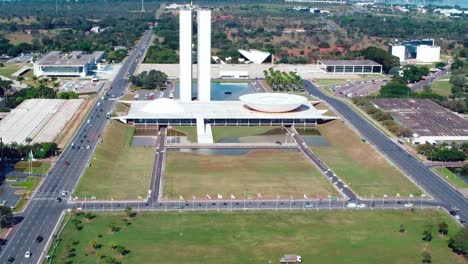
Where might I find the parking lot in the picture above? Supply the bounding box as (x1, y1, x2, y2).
(59, 80, 104, 94)
(331, 79, 387, 98)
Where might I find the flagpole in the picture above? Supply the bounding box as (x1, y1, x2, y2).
(243, 192, 246, 210)
(383, 195, 385, 208)
(205, 197, 208, 211)
(192, 196, 195, 211)
(275, 196, 278, 211)
(303, 196, 306, 210)
(289, 195, 292, 210)
(230, 196, 233, 211)
(371, 194, 373, 209)
(316, 193, 318, 208)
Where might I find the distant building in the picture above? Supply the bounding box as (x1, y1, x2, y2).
(89, 26, 105, 33)
(389, 39, 440, 63)
(33, 51, 105, 77)
(434, 8, 467, 17)
(238, 49, 271, 64)
(318, 60, 382, 75)
(310, 8, 330, 14)
(285, 0, 345, 4)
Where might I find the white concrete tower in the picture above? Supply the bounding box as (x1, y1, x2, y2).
(179, 8, 193, 102)
(197, 9, 211, 102)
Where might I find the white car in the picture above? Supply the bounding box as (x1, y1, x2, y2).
(455, 215, 461, 220)
(404, 203, 413, 208)
(347, 203, 357, 208)
(61, 191, 68, 196)
(25, 251, 31, 258)
(357, 204, 366, 208)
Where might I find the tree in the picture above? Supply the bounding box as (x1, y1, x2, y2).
(107, 222, 120, 233)
(448, 227, 468, 255)
(379, 79, 411, 98)
(399, 224, 405, 233)
(421, 250, 432, 263)
(438, 221, 448, 235)
(422, 229, 433, 242)
(0, 206, 13, 228)
(361, 47, 400, 73)
(124, 206, 136, 217)
(435, 62, 446, 69)
(389, 67, 401, 77)
(84, 212, 96, 220)
(107, 241, 118, 251)
(115, 244, 129, 256)
(451, 59, 464, 71)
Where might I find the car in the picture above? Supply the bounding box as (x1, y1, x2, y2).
(455, 215, 461, 220)
(87, 119, 90, 124)
(347, 203, 357, 208)
(86, 145, 91, 149)
(64, 161, 70, 166)
(35, 235, 43, 243)
(7, 256, 14, 263)
(305, 203, 314, 208)
(357, 204, 366, 208)
(61, 191, 68, 196)
(449, 210, 457, 216)
(404, 203, 413, 208)
(56, 197, 62, 203)
(24, 251, 31, 258)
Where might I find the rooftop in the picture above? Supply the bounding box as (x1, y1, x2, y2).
(37, 51, 104, 66)
(117, 98, 336, 120)
(318, 60, 382, 66)
(371, 99, 468, 137)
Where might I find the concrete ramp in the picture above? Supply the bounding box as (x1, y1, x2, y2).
(197, 118, 214, 143)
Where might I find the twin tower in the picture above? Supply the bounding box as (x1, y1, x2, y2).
(179, 8, 211, 102)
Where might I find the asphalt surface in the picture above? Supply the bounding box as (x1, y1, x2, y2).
(70, 198, 442, 212)
(410, 64, 451, 91)
(0, 30, 153, 264)
(304, 80, 468, 221)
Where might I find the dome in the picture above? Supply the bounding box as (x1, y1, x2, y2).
(239, 93, 307, 113)
(142, 98, 184, 114)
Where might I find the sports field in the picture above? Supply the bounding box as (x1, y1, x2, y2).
(313, 120, 422, 196)
(74, 121, 154, 199)
(49, 210, 463, 264)
(164, 150, 338, 199)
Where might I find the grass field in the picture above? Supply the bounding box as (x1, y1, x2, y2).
(170, 126, 280, 143)
(49, 210, 464, 264)
(74, 121, 155, 199)
(433, 167, 468, 189)
(165, 150, 337, 199)
(314, 79, 349, 87)
(11, 177, 41, 191)
(430, 79, 452, 97)
(14, 161, 51, 175)
(0, 63, 21, 79)
(313, 120, 421, 196)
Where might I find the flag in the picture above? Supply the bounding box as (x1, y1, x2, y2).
(396, 193, 400, 197)
(28, 150, 34, 161)
(383, 194, 388, 198)
(192, 195, 196, 200)
(421, 194, 426, 197)
(179, 195, 184, 200)
(303, 194, 308, 199)
(409, 194, 414, 197)
(329, 195, 337, 201)
(217, 194, 223, 199)
(290, 195, 293, 200)
(319, 196, 323, 201)
(138, 196, 143, 200)
(205, 194, 211, 200)
(257, 193, 262, 199)
(111, 197, 114, 201)
(276, 195, 281, 199)
(231, 194, 235, 199)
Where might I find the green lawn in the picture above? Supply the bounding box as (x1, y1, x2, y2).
(430, 79, 452, 97)
(165, 150, 338, 199)
(314, 79, 349, 87)
(433, 167, 468, 189)
(312, 120, 422, 197)
(48, 210, 464, 264)
(170, 126, 280, 143)
(11, 177, 41, 191)
(0, 63, 21, 79)
(74, 121, 155, 199)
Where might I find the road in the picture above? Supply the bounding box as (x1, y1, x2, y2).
(0, 30, 153, 264)
(69, 197, 442, 212)
(150, 126, 166, 201)
(410, 64, 450, 91)
(303, 80, 468, 220)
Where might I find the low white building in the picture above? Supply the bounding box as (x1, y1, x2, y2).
(389, 39, 440, 63)
(238, 49, 271, 64)
(33, 51, 105, 77)
(416, 45, 440, 63)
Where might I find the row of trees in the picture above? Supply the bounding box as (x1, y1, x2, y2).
(264, 68, 303, 92)
(129, 70, 168, 90)
(416, 142, 468, 162)
(1, 141, 58, 161)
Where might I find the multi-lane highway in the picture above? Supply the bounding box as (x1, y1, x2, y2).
(0, 30, 153, 264)
(304, 80, 468, 220)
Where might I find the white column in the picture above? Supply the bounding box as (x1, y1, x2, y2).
(179, 8, 192, 102)
(197, 9, 211, 102)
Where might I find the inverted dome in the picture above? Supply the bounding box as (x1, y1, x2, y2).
(142, 98, 184, 114)
(239, 93, 307, 113)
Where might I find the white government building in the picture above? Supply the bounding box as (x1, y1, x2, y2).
(117, 7, 336, 143)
